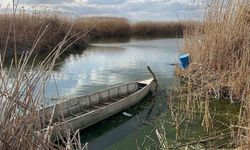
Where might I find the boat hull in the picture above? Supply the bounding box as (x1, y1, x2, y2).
(41, 78, 154, 139)
(64, 79, 153, 131)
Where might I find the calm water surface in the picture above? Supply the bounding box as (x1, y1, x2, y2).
(45, 38, 182, 99)
(37, 37, 239, 150)
(40, 38, 239, 150)
(43, 38, 183, 149)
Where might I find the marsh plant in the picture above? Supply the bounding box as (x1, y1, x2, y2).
(0, 5, 191, 56)
(169, 0, 250, 149)
(0, 2, 89, 150)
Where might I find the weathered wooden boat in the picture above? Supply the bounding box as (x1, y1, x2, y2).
(39, 78, 155, 137)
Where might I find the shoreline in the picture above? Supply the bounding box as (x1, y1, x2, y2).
(0, 14, 189, 57)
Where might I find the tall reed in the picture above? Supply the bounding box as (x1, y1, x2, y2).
(76, 17, 131, 38)
(132, 21, 187, 37)
(0, 9, 89, 56)
(0, 3, 87, 150)
(176, 0, 250, 148)
(0, 8, 191, 56)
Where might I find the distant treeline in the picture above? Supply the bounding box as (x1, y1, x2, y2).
(0, 12, 193, 56)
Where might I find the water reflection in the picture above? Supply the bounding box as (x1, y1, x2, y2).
(3, 38, 183, 149)
(82, 93, 155, 150)
(44, 38, 183, 103)
(40, 38, 183, 149)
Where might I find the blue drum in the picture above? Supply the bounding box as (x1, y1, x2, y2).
(179, 53, 190, 69)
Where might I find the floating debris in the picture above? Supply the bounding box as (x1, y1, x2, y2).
(122, 112, 132, 117)
(169, 62, 178, 65)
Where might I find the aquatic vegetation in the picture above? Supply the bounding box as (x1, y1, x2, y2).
(0, 8, 191, 56)
(76, 17, 131, 38)
(174, 0, 250, 148)
(0, 3, 88, 150)
(0, 29, 85, 149)
(131, 21, 188, 37)
(0, 10, 90, 56)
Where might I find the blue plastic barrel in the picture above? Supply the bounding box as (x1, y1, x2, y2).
(179, 53, 190, 69)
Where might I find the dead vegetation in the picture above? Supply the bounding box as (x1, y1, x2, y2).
(131, 21, 188, 37)
(0, 8, 192, 56)
(172, 0, 250, 148)
(0, 3, 88, 150)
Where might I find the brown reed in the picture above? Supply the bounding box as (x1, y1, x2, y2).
(131, 21, 187, 37)
(176, 0, 250, 148)
(0, 3, 88, 149)
(0, 8, 190, 56)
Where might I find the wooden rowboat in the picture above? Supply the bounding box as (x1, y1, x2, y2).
(39, 78, 155, 137)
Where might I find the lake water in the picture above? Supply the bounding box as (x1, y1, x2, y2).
(45, 38, 182, 100)
(42, 38, 183, 149)
(41, 38, 237, 149)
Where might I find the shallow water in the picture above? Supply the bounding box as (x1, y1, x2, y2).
(44, 38, 182, 100)
(41, 38, 182, 149)
(40, 38, 238, 149)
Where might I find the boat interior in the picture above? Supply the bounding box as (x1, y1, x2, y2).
(39, 82, 148, 127)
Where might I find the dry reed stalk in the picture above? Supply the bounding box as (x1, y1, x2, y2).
(0, 2, 88, 149)
(77, 17, 131, 38)
(131, 21, 189, 37)
(0, 9, 89, 56)
(175, 0, 250, 148)
(1, 8, 192, 56)
(155, 121, 169, 150)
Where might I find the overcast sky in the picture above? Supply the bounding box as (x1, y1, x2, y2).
(0, 0, 203, 21)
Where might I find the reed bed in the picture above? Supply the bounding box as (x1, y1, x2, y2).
(0, 11, 130, 56)
(174, 0, 250, 148)
(76, 17, 131, 38)
(0, 3, 90, 149)
(0, 8, 191, 56)
(131, 21, 188, 37)
(0, 46, 87, 150)
(0, 26, 86, 150)
(0, 10, 90, 56)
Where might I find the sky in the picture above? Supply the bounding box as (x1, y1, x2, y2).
(0, 0, 203, 21)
